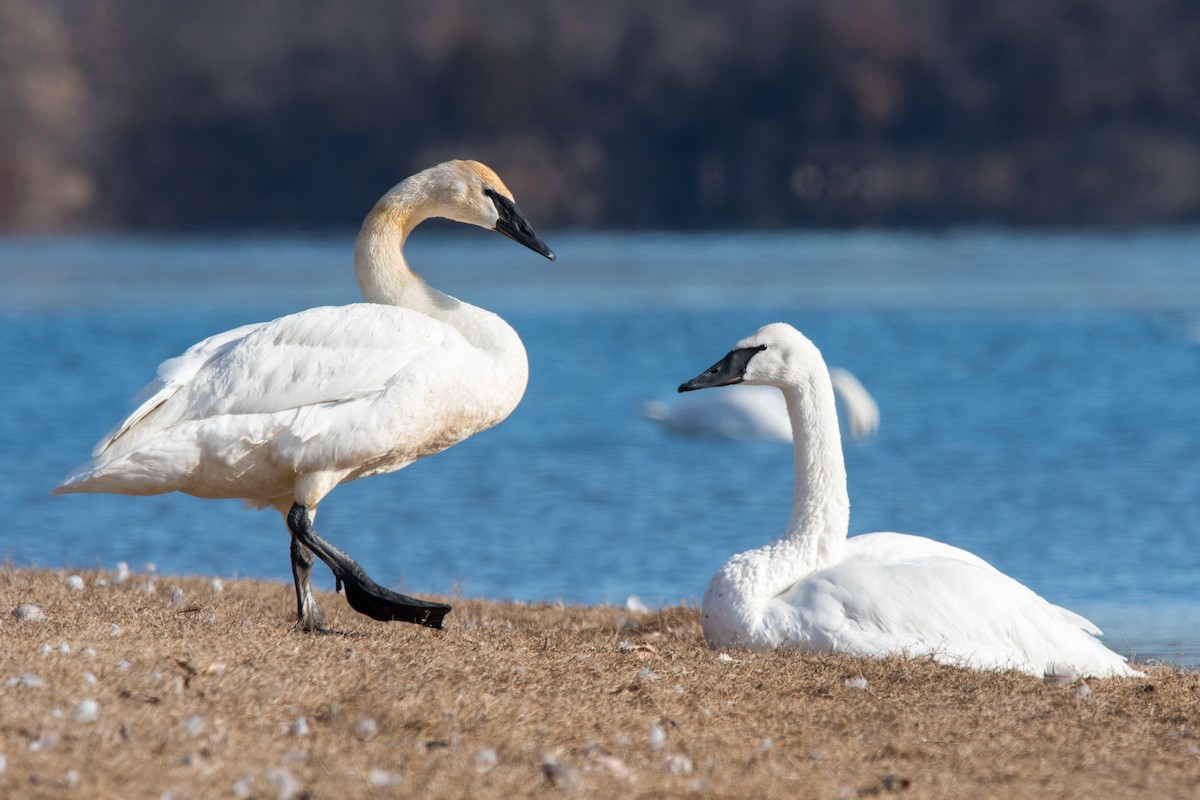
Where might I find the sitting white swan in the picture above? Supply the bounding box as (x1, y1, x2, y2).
(54, 160, 555, 632)
(643, 367, 879, 442)
(679, 322, 1141, 678)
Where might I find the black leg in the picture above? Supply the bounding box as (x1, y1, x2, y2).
(290, 536, 326, 632)
(286, 502, 451, 629)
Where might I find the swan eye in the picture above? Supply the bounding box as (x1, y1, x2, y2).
(487, 188, 519, 226)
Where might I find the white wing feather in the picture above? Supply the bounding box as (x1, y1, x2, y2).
(60, 304, 471, 497)
(93, 322, 263, 457)
(769, 532, 1128, 675)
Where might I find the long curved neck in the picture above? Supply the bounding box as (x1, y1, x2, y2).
(739, 371, 850, 604)
(352, 180, 517, 356)
(780, 373, 849, 567)
(354, 178, 450, 310)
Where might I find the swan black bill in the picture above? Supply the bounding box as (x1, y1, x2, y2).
(491, 192, 556, 261)
(678, 345, 767, 393)
(286, 503, 451, 630)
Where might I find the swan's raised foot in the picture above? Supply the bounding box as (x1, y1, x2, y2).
(340, 578, 451, 629)
(287, 502, 451, 630)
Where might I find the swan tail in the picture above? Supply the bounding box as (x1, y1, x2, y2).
(53, 460, 108, 495)
(1050, 603, 1103, 636)
(53, 464, 159, 497)
(52, 474, 86, 496)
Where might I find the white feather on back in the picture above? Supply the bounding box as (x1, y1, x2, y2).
(62, 303, 515, 502)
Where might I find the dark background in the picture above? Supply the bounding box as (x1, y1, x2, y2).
(3, 0, 1199, 232)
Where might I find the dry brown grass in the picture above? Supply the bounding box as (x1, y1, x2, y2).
(1, 566, 1197, 799)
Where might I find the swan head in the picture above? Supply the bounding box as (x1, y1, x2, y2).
(411, 160, 556, 261)
(678, 323, 820, 392)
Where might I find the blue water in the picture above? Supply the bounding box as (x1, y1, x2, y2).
(2, 230, 1198, 666)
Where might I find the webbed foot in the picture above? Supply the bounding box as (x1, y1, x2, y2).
(286, 503, 451, 630)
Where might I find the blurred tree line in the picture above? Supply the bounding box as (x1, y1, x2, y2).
(2, 0, 1199, 231)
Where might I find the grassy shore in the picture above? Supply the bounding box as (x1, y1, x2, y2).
(1, 566, 1196, 799)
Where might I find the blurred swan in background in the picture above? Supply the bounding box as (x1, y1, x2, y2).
(54, 160, 556, 633)
(644, 366, 879, 442)
(679, 322, 1142, 678)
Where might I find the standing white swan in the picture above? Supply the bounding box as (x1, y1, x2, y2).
(643, 367, 879, 442)
(54, 160, 555, 632)
(679, 323, 1141, 678)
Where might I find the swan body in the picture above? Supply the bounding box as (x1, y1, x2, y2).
(643, 367, 879, 442)
(55, 160, 555, 631)
(680, 323, 1141, 678)
(58, 305, 523, 503)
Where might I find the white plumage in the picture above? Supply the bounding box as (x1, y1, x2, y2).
(680, 322, 1141, 678)
(55, 160, 555, 631)
(60, 307, 508, 501)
